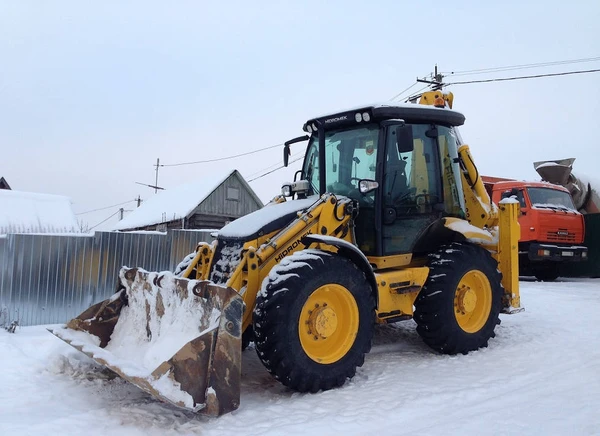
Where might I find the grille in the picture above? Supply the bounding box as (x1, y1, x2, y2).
(209, 241, 243, 285)
(546, 229, 576, 242)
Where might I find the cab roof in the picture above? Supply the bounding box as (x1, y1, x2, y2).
(303, 103, 465, 132)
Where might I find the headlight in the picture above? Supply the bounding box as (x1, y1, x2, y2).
(362, 112, 370, 122)
(307, 125, 313, 133)
(355, 112, 362, 122)
(281, 184, 292, 197)
(312, 123, 317, 131)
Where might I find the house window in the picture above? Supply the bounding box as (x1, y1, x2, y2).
(227, 187, 240, 201)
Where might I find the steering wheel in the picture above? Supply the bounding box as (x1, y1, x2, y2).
(414, 194, 430, 204)
(393, 187, 417, 205)
(344, 178, 375, 206)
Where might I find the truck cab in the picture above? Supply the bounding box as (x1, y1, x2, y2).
(483, 177, 588, 281)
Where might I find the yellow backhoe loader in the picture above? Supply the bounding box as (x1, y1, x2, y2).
(51, 91, 523, 416)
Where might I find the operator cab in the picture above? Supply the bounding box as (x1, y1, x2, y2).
(284, 103, 467, 258)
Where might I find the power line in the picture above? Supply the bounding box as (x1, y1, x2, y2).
(403, 84, 432, 103)
(389, 82, 419, 101)
(442, 56, 600, 77)
(160, 143, 283, 167)
(75, 200, 136, 215)
(447, 68, 600, 85)
(246, 150, 304, 179)
(89, 209, 121, 231)
(247, 156, 304, 182)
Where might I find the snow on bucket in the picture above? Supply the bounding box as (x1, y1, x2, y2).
(50, 267, 244, 416)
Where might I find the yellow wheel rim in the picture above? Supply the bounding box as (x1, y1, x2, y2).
(454, 270, 492, 333)
(299, 284, 359, 364)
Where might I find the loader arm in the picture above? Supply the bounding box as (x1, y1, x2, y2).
(418, 91, 522, 312)
(456, 144, 521, 312)
(206, 193, 358, 334)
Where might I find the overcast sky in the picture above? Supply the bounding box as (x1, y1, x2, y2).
(1, 1, 599, 230)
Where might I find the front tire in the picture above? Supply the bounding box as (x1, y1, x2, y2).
(253, 250, 375, 392)
(414, 242, 502, 354)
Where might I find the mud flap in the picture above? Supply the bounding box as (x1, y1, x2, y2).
(50, 267, 244, 416)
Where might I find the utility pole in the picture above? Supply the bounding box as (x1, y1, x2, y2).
(119, 208, 124, 220)
(154, 158, 160, 194)
(416, 64, 445, 90)
(135, 159, 165, 193)
(136, 195, 142, 207)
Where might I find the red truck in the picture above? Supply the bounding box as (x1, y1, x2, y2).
(483, 176, 588, 281)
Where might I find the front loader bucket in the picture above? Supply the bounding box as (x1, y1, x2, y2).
(50, 267, 244, 416)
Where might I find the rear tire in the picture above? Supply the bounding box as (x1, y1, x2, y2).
(414, 242, 502, 354)
(253, 250, 375, 392)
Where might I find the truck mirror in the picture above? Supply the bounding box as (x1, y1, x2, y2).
(396, 124, 414, 154)
(501, 189, 519, 200)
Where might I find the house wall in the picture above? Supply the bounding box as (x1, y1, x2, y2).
(187, 213, 232, 230)
(132, 214, 231, 232)
(192, 172, 263, 218)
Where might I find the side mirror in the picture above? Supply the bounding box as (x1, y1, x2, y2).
(283, 144, 290, 167)
(396, 124, 414, 154)
(283, 135, 310, 167)
(501, 188, 520, 200)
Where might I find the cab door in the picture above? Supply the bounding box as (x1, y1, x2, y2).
(381, 123, 445, 255)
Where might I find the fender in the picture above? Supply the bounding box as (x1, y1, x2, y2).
(301, 234, 379, 305)
(444, 217, 495, 244)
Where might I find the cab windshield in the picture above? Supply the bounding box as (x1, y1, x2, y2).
(527, 187, 576, 211)
(302, 125, 379, 201)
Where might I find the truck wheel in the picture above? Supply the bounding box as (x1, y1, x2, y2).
(414, 242, 502, 354)
(534, 268, 560, 282)
(253, 250, 375, 392)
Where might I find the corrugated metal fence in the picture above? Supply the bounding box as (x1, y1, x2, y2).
(0, 230, 213, 327)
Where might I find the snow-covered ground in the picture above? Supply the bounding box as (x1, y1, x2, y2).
(1, 278, 599, 436)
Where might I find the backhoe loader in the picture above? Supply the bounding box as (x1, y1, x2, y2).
(51, 91, 523, 416)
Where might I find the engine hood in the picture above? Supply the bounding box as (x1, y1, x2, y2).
(218, 196, 320, 240)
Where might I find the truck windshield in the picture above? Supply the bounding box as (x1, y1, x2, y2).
(302, 125, 379, 200)
(527, 187, 576, 211)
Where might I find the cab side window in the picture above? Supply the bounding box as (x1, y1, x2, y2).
(437, 126, 464, 217)
(303, 140, 320, 195)
(384, 124, 441, 214)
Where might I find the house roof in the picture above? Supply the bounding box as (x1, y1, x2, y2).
(0, 189, 79, 234)
(0, 177, 11, 190)
(113, 169, 262, 231)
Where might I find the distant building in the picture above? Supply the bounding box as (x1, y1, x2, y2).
(113, 169, 264, 232)
(0, 189, 79, 234)
(0, 177, 12, 190)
